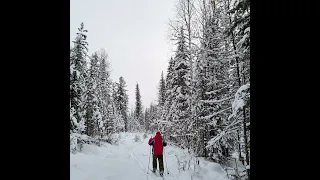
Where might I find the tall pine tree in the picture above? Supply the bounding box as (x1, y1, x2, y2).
(84, 52, 102, 137)
(166, 27, 192, 148)
(158, 71, 166, 106)
(111, 82, 125, 133)
(70, 22, 88, 134)
(134, 83, 143, 131)
(115, 77, 129, 132)
(97, 49, 113, 135)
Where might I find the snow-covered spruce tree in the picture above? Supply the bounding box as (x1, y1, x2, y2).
(70, 49, 77, 133)
(163, 64, 175, 136)
(111, 82, 125, 133)
(168, 0, 198, 142)
(167, 27, 192, 149)
(84, 52, 103, 138)
(144, 102, 160, 134)
(147, 102, 158, 133)
(134, 83, 144, 131)
(104, 102, 115, 136)
(160, 57, 175, 135)
(154, 71, 168, 134)
(97, 49, 113, 136)
(191, 43, 211, 157)
(128, 108, 141, 132)
(115, 77, 129, 132)
(202, 2, 234, 164)
(70, 22, 88, 135)
(158, 71, 166, 106)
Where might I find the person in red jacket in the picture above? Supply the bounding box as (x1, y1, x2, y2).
(148, 131, 167, 176)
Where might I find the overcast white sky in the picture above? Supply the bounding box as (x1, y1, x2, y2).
(71, 0, 177, 110)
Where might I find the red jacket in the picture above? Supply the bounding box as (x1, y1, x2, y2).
(148, 132, 167, 155)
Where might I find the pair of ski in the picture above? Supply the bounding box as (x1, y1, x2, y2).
(148, 168, 164, 179)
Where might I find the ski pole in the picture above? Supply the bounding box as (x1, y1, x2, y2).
(164, 147, 169, 174)
(163, 136, 169, 175)
(147, 136, 152, 174)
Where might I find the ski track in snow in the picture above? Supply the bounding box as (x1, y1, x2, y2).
(70, 133, 228, 180)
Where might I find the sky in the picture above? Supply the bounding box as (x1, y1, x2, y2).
(71, 0, 177, 110)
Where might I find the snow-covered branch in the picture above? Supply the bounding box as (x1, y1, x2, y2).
(171, 133, 195, 137)
(200, 107, 232, 120)
(205, 86, 229, 95)
(206, 84, 250, 148)
(201, 96, 233, 104)
(228, 83, 250, 120)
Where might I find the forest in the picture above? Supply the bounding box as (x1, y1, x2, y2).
(70, 0, 250, 179)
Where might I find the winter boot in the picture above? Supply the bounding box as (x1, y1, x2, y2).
(160, 171, 164, 177)
(152, 168, 156, 173)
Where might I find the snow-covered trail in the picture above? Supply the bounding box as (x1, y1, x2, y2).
(70, 133, 228, 180)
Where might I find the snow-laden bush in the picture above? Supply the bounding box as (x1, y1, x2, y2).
(222, 158, 247, 180)
(103, 133, 120, 145)
(70, 133, 77, 153)
(134, 134, 141, 142)
(175, 150, 193, 172)
(143, 133, 148, 139)
(71, 133, 121, 153)
(70, 133, 90, 153)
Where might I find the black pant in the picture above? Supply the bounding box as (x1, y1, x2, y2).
(153, 154, 164, 172)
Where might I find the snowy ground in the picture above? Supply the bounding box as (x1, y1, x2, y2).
(70, 132, 229, 180)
